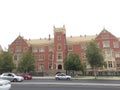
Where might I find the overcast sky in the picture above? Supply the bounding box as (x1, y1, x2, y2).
(0, 0, 120, 49)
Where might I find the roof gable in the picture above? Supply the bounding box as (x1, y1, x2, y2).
(9, 35, 28, 47)
(95, 28, 118, 40)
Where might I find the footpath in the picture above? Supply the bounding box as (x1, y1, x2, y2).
(32, 76, 120, 80)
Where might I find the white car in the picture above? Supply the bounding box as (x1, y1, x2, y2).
(0, 79, 11, 90)
(55, 73, 71, 80)
(0, 73, 24, 82)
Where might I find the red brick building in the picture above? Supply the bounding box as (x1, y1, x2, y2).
(8, 25, 120, 75)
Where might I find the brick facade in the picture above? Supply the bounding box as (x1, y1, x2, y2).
(8, 26, 120, 74)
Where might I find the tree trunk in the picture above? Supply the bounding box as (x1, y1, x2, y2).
(93, 67, 97, 79)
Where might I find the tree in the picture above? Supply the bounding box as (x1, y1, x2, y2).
(0, 51, 15, 73)
(17, 50, 35, 73)
(86, 40, 104, 78)
(80, 62, 87, 75)
(63, 53, 83, 76)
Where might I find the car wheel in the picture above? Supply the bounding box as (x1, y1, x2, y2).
(24, 77, 28, 80)
(67, 78, 70, 80)
(56, 77, 59, 80)
(13, 78, 17, 82)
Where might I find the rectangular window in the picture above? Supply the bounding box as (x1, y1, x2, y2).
(68, 45, 73, 51)
(48, 54, 52, 60)
(104, 49, 111, 57)
(108, 61, 112, 68)
(57, 53, 63, 60)
(14, 55, 17, 60)
(32, 47, 38, 53)
(113, 41, 119, 48)
(48, 63, 52, 69)
(57, 44, 62, 50)
(18, 54, 21, 60)
(39, 55, 44, 61)
(39, 64, 44, 71)
(116, 61, 120, 68)
(103, 41, 110, 47)
(14, 54, 21, 61)
(115, 52, 120, 58)
(16, 46, 21, 52)
(39, 47, 44, 52)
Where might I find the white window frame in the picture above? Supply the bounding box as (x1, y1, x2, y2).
(39, 47, 44, 52)
(103, 41, 110, 47)
(57, 44, 62, 50)
(113, 41, 119, 48)
(39, 55, 44, 61)
(57, 52, 63, 60)
(32, 47, 38, 53)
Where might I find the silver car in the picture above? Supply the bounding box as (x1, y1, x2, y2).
(55, 73, 71, 80)
(0, 79, 11, 90)
(0, 73, 24, 82)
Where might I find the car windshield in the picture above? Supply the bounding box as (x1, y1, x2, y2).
(57, 73, 66, 76)
(10, 73, 16, 76)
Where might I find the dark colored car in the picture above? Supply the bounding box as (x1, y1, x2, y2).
(18, 73, 32, 80)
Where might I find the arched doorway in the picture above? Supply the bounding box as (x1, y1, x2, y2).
(58, 64, 62, 70)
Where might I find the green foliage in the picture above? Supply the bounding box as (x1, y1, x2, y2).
(86, 40, 104, 68)
(64, 53, 83, 71)
(0, 51, 15, 73)
(103, 61, 107, 68)
(80, 62, 87, 73)
(17, 50, 35, 73)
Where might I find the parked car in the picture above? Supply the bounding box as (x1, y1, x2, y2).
(18, 73, 32, 80)
(0, 79, 11, 90)
(0, 73, 24, 82)
(55, 73, 71, 80)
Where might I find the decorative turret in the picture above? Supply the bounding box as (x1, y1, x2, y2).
(53, 25, 66, 35)
(53, 25, 67, 70)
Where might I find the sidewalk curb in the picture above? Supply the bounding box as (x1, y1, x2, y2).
(32, 76, 120, 80)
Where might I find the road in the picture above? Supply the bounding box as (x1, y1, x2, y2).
(11, 79, 120, 90)
(12, 84, 120, 90)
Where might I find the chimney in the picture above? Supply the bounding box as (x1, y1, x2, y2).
(48, 34, 51, 40)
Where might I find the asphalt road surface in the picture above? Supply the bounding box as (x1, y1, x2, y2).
(12, 84, 120, 90)
(11, 79, 120, 90)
